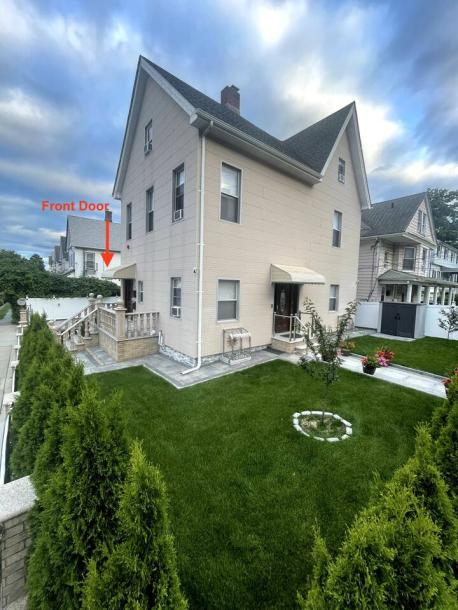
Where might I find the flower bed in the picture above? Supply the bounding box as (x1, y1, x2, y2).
(292, 410, 353, 442)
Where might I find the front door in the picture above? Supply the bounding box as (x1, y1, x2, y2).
(124, 279, 135, 313)
(274, 284, 299, 334)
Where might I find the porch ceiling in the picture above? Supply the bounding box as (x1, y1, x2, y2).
(271, 264, 325, 285)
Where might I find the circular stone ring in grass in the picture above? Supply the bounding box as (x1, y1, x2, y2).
(292, 411, 352, 442)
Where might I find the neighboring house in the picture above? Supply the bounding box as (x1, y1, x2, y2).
(431, 240, 458, 284)
(357, 192, 457, 306)
(49, 214, 121, 281)
(108, 55, 370, 365)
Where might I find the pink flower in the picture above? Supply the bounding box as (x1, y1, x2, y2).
(378, 356, 388, 367)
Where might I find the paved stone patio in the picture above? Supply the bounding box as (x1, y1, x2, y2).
(75, 347, 279, 388)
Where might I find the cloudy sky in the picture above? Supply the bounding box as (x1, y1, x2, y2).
(0, 0, 457, 258)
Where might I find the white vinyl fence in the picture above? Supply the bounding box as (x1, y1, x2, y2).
(355, 302, 458, 340)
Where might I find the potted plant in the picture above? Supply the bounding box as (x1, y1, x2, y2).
(376, 346, 394, 364)
(361, 354, 380, 375)
(339, 338, 355, 357)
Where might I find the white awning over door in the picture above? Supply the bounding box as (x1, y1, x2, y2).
(270, 264, 325, 285)
(102, 262, 136, 280)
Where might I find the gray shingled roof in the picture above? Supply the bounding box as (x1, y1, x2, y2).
(379, 269, 458, 287)
(67, 216, 121, 251)
(361, 193, 426, 237)
(144, 57, 353, 174)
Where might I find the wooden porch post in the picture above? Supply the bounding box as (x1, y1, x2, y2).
(406, 283, 413, 303)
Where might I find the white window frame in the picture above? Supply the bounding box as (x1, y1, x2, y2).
(144, 120, 152, 154)
(217, 279, 240, 322)
(146, 187, 154, 233)
(329, 284, 339, 311)
(137, 280, 144, 303)
(403, 246, 416, 271)
(172, 164, 185, 222)
(338, 158, 345, 183)
(332, 210, 342, 248)
(126, 202, 132, 240)
(220, 162, 242, 224)
(84, 251, 96, 271)
(170, 277, 182, 318)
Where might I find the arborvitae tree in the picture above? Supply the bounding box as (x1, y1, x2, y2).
(16, 315, 53, 388)
(297, 528, 330, 610)
(27, 387, 129, 610)
(32, 362, 85, 495)
(9, 357, 44, 439)
(10, 345, 80, 479)
(436, 398, 458, 500)
(393, 425, 458, 579)
(83, 442, 187, 610)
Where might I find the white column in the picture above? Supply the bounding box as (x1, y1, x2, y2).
(441, 288, 447, 305)
(415, 285, 423, 303)
(424, 286, 432, 305)
(432, 286, 438, 305)
(447, 288, 454, 305)
(406, 283, 413, 303)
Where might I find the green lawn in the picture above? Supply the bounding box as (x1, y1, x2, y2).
(94, 361, 441, 610)
(352, 335, 458, 376)
(0, 303, 10, 319)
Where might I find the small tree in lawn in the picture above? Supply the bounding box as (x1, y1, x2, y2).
(83, 442, 188, 610)
(299, 298, 358, 416)
(438, 305, 458, 339)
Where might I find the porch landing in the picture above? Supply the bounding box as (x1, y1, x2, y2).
(75, 348, 278, 389)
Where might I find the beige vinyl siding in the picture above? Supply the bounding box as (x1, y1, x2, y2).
(119, 77, 200, 358)
(201, 130, 362, 357)
(405, 199, 435, 243)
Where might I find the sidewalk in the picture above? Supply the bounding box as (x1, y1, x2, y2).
(0, 313, 17, 475)
(280, 352, 446, 398)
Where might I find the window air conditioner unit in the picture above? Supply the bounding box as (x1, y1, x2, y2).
(144, 141, 152, 154)
(171, 306, 181, 318)
(174, 208, 183, 221)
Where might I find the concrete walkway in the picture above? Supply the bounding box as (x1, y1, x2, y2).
(280, 352, 446, 398)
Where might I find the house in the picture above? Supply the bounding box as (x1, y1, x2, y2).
(356, 192, 457, 337)
(104, 55, 370, 366)
(49, 214, 121, 281)
(431, 240, 458, 284)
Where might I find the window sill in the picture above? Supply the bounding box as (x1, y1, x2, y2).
(172, 217, 185, 224)
(216, 319, 239, 324)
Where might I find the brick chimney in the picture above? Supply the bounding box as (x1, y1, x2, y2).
(105, 210, 112, 222)
(221, 85, 240, 114)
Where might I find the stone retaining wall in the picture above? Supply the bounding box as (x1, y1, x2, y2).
(0, 477, 36, 608)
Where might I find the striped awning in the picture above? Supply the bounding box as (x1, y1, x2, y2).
(270, 264, 326, 285)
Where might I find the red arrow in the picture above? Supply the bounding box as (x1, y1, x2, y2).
(101, 220, 114, 267)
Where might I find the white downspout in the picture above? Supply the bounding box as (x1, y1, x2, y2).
(182, 121, 213, 374)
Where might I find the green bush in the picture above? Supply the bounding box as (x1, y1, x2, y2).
(300, 425, 458, 609)
(27, 387, 129, 609)
(83, 442, 187, 609)
(436, 399, 458, 500)
(10, 345, 80, 479)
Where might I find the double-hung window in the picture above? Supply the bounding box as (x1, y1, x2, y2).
(85, 251, 95, 274)
(146, 187, 154, 232)
(217, 280, 239, 321)
(403, 246, 416, 271)
(332, 211, 342, 247)
(338, 158, 345, 183)
(144, 121, 152, 154)
(138, 280, 144, 303)
(170, 277, 181, 318)
(172, 165, 185, 221)
(221, 164, 241, 223)
(329, 285, 339, 311)
(126, 203, 132, 240)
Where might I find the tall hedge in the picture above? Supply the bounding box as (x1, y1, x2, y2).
(27, 387, 129, 609)
(83, 442, 188, 609)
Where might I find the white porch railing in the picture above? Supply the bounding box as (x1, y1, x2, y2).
(125, 312, 160, 338)
(272, 313, 314, 342)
